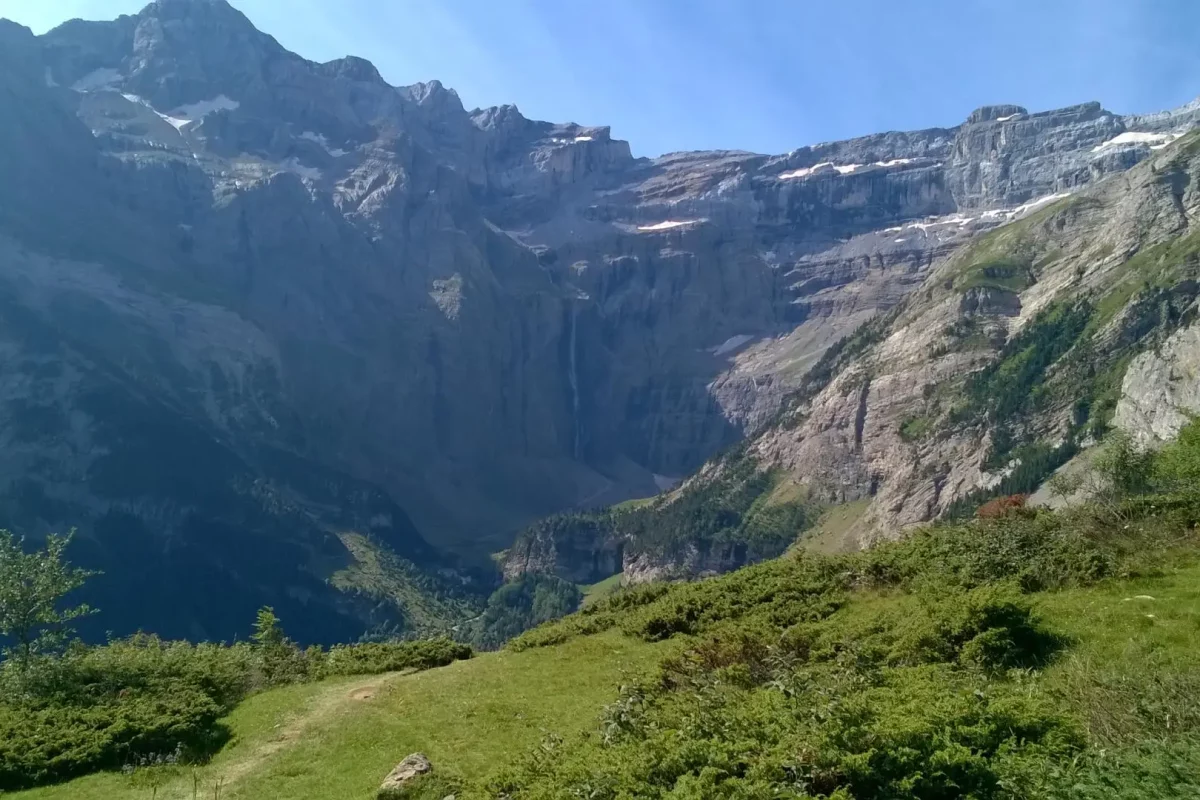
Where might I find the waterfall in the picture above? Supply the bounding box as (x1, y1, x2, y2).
(568, 303, 582, 459)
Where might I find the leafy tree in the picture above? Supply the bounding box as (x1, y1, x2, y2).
(1093, 429, 1155, 498)
(0, 529, 94, 669)
(1154, 417, 1200, 492)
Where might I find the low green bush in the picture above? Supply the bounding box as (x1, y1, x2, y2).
(0, 684, 224, 789)
(0, 636, 250, 789)
(0, 625, 472, 790)
(320, 637, 471, 677)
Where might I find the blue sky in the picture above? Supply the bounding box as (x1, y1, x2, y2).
(3, 0, 1199, 157)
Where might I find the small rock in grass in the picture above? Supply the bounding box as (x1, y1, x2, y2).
(378, 753, 432, 799)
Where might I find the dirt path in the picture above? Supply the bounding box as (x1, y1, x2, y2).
(163, 673, 401, 800)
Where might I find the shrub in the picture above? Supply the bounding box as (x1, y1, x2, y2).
(0, 628, 470, 789)
(802, 666, 1081, 799)
(0, 687, 225, 789)
(892, 584, 1062, 671)
(251, 607, 312, 687)
(1153, 416, 1200, 493)
(0, 637, 247, 790)
(976, 493, 1028, 518)
(320, 637, 471, 677)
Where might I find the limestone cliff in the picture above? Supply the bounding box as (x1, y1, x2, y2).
(745, 132, 1200, 549)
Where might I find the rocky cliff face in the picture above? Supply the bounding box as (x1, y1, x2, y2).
(515, 97, 1200, 472)
(500, 513, 624, 585)
(742, 132, 1200, 549)
(1115, 318, 1200, 444)
(1, 0, 1197, 635)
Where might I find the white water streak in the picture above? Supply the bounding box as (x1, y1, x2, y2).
(568, 305, 582, 459)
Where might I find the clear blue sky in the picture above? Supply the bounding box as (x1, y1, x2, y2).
(2, 0, 1199, 157)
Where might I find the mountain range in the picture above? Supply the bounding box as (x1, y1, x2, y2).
(1, 0, 1198, 642)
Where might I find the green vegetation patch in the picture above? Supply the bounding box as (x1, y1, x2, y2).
(956, 254, 1035, 292)
(942, 192, 1089, 297)
(800, 498, 872, 554)
(580, 573, 625, 608)
(464, 575, 582, 650)
(331, 533, 478, 636)
(621, 459, 818, 558)
(221, 631, 669, 800)
(898, 414, 934, 442)
(962, 299, 1093, 426)
(0, 554, 472, 793)
(1088, 229, 1200, 336)
(500, 458, 822, 636)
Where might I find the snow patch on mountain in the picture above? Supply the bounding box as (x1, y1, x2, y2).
(1093, 131, 1181, 153)
(300, 131, 349, 157)
(779, 162, 837, 179)
(72, 68, 121, 92)
(779, 158, 915, 180)
(282, 158, 323, 181)
(1012, 192, 1073, 215)
(173, 95, 239, 119)
(118, 93, 238, 132)
(121, 94, 189, 131)
(711, 334, 755, 356)
(638, 219, 705, 232)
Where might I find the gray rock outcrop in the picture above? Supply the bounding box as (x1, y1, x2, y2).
(1114, 321, 1200, 444)
(378, 753, 433, 799)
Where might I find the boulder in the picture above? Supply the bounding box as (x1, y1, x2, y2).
(377, 753, 433, 799)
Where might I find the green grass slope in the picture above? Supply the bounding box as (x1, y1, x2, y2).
(17, 529, 1199, 799)
(11, 631, 670, 800)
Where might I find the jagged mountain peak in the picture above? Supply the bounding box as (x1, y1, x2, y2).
(0, 17, 33, 39)
(319, 54, 388, 85)
(403, 78, 456, 104)
(38, 0, 299, 111)
(400, 78, 468, 120)
(965, 104, 1028, 123)
(470, 103, 531, 132)
(138, 0, 247, 20)
(0, 18, 38, 67)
